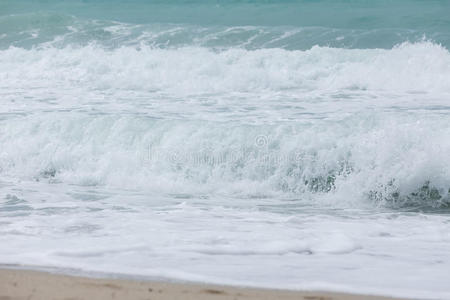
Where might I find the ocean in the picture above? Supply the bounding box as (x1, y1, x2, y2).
(0, 0, 450, 298)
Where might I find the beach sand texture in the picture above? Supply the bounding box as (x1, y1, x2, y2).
(0, 269, 405, 300)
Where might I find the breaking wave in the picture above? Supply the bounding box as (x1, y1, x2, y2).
(0, 41, 449, 208)
(0, 113, 449, 208)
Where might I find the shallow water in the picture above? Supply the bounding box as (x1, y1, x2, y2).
(0, 1, 450, 298)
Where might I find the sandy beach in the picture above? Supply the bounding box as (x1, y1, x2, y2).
(0, 268, 405, 300)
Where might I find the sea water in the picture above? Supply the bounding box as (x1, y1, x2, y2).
(0, 0, 450, 298)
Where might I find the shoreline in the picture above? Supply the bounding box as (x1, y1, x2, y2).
(0, 268, 406, 300)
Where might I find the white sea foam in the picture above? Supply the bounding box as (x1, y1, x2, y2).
(0, 112, 449, 207)
(0, 42, 449, 207)
(1, 40, 450, 299)
(1, 185, 450, 299)
(1, 41, 449, 94)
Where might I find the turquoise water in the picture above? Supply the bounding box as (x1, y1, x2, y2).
(1, 0, 450, 49)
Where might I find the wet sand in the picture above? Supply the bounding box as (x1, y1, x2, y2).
(0, 268, 405, 300)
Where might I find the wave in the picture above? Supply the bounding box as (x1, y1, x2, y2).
(1, 11, 450, 50)
(0, 41, 449, 208)
(0, 113, 449, 208)
(1, 41, 450, 95)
